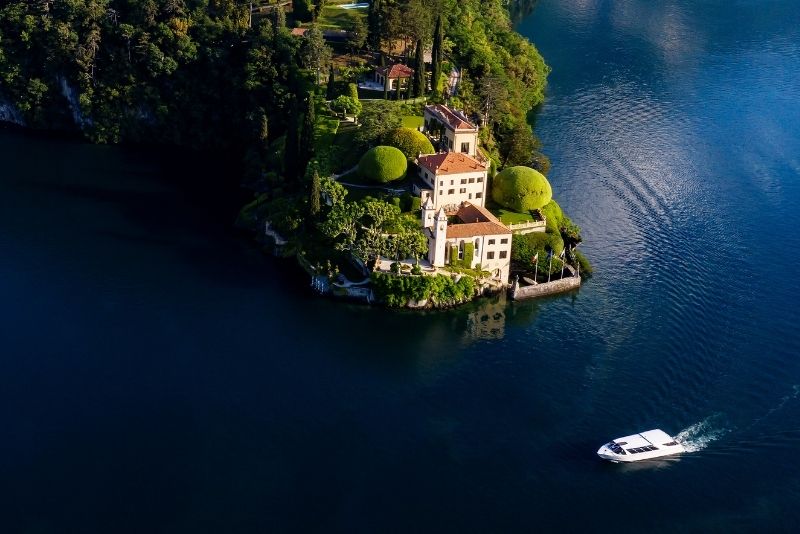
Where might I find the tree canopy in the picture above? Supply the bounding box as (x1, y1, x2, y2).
(491, 166, 552, 212)
(358, 146, 408, 183)
(382, 128, 434, 159)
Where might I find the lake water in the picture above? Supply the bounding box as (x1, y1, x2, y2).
(1, 0, 800, 531)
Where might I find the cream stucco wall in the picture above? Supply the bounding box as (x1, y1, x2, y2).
(442, 233, 512, 283)
(417, 168, 488, 210)
(442, 130, 478, 156)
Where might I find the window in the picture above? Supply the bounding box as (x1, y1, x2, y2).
(461, 179, 467, 184)
(477, 177, 484, 183)
(425, 172, 429, 180)
(439, 180, 444, 186)
(461, 142, 470, 153)
(439, 190, 443, 195)
(488, 239, 495, 245)
(458, 241, 465, 260)
(500, 238, 508, 244)
(450, 180, 454, 186)
(487, 251, 495, 259)
(459, 188, 466, 193)
(469, 178, 475, 183)
(499, 251, 507, 259)
(468, 193, 472, 199)
(448, 139, 453, 149)
(475, 192, 483, 198)
(448, 189, 454, 194)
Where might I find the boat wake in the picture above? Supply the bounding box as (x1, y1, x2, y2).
(675, 414, 730, 453)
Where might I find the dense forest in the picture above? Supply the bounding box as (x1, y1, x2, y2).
(0, 0, 549, 173)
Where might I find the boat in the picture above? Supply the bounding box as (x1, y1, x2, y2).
(597, 429, 685, 462)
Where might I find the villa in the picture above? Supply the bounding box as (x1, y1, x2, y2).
(374, 63, 414, 92)
(409, 104, 525, 284)
(423, 201, 513, 283)
(423, 104, 480, 155)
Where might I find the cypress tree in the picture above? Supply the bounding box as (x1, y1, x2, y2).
(326, 64, 336, 100)
(413, 39, 425, 97)
(310, 168, 321, 217)
(383, 69, 389, 100)
(284, 96, 300, 181)
(431, 15, 443, 97)
(274, 5, 286, 29)
(300, 92, 316, 169)
(367, 0, 382, 50)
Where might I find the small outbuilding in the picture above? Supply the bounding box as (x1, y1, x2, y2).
(374, 64, 414, 92)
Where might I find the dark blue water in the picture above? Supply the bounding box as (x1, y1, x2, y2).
(2, 1, 800, 531)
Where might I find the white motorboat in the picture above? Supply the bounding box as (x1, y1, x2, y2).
(597, 429, 685, 462)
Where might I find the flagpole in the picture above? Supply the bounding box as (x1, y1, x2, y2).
(547, 255, 552, 283)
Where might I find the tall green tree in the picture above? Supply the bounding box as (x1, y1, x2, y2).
(326, 65, 336, 100)
(310, 167, 322, 217)
(431, 15, 443, 97)
(284, 95, 301, 181)
(301, 25, 331, 85)
(413, 39, 425, 97)
(300, 92, 316, 171)
(274, 5, 287, 29)
(367, 0, 383, 50)
(347, 15, 367, 55)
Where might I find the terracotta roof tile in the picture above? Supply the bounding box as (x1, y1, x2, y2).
(424, 104, 477, 131)
(446, 222, 511, 238)
(455, 202, 502, 225)
(417, 152, 487, 175)
(376, 64, 414, 79)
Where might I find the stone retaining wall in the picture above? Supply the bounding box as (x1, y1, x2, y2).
(509, 268, 581, 300)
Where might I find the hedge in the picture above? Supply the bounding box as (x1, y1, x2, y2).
(382, 127, 435, 159)
(358, 146, 408, 183)
(492, 166, 553, 212)
(462, 242, 475, 268)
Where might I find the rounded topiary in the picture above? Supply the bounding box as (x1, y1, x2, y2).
(358, 146, 408, 183)
(382, 127, 435, 159)
(540, 199, 564, 227)
(492, 166, 552, 212)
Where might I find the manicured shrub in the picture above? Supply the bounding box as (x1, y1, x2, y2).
(449, 245, 458, 265)
(382, 127, 435, 159)
(410, 196, 421, 212)
(390, 196, 401, 209)
(358, 146, 408, 183)
(400, 192, 413, 211)
(462, 242, 475, 268)
(540, 199, 564, 227)
(347, 83, 359, 101)
(492, 166, 552, 212)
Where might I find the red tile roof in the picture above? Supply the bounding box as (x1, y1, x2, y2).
(291, 28, 308, 36)
(446, 202, 511, 238)
(446, 222, 511, 238)
(417, 152, 487, 175)
(425, 104, 477, 131)
(455, 202, 501, 225)
(376, 64, 414, 79)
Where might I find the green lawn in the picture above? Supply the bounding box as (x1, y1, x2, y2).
(315, 114, 340, 152)
(315, 2, 366, 31)
(330, 121, 361, 173)
(491, 207, 534, 225)
(401, 115, 424, 129)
